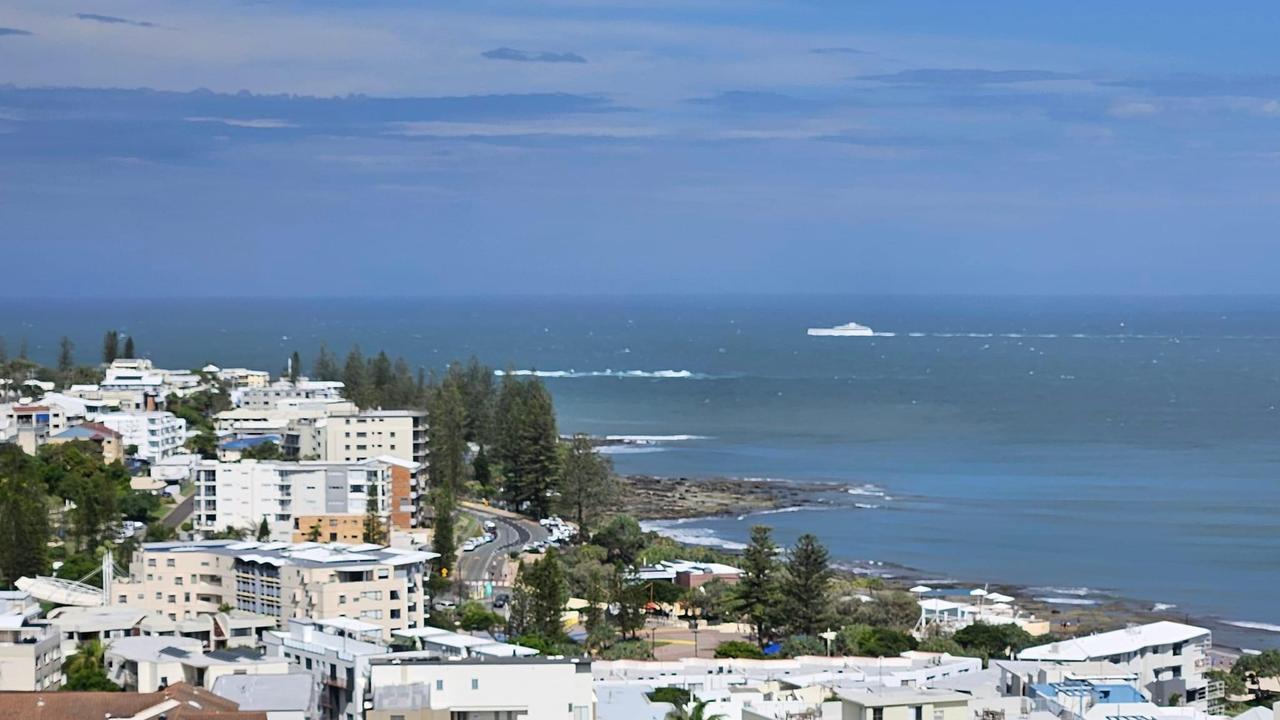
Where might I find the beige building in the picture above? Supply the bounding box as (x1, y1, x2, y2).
(366, 655, 595, 720)
(112, 540, 436, 640)
(837, 688, 971, 720)
(47, 422, 125, 463)
(104, 635, 291, 693)
(0, 591, 61, 691)
(321, 409, 428, 468)
(291, 514, 366, 543)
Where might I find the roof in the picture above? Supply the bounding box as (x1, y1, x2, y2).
(212, 672, 315, 713)
(1020, 622, 1209, 662)
(0, 682, 266, 720)
(141, 539, 438, 569)
(219, 435, 282, 450)
(836, 687, 973, 707)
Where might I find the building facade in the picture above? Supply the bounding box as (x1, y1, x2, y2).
(0, 591, 62, 691)
(263, 618, 390, 720)
(112, 540, 436, 640)
(100, 411, 187, 462)
(366, 656, 595, 720)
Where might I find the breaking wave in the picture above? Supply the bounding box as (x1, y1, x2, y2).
(604, 434, 709, 443)
(495, 369, 713, 379)
(1034, 597, 1101, 606)
(1224, 620, 1280, 633)
(639, 519, 747, 551)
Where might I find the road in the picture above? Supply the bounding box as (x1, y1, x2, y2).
(161, 492, 194, 529)
(456, 503, 549, 600)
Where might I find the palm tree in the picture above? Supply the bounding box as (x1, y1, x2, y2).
(64, 638, 106, 675)
(665, 699, 726, 720)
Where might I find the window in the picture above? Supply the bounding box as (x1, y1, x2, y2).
(915, 707, 923, 720)
(168, 595, 176, 604)
(175, 577, 183, 586)
(435, 679, 444, 690)
(148, 559, 156, 567)
(471, 678, 479, 690)
(872, 709, 883, 720)
(339, 595, 346, 604)
(391, 609, 400, 619)
(166, 559, 175, 568)
(933, 711, 944, 720)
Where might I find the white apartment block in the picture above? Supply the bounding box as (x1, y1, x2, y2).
(1019, 622, 1218, 710)
(193, 459, 393, 541)
(322, 409, 428, 469)
(235, 380, 347, 411)
(104, 635, 291, 693)
(264, 618, 391, 720)
(0, 591, 62, 691)
(100, 411, 187, 462)
(112, 540, 436, 640)
(367, 655, 595, 720)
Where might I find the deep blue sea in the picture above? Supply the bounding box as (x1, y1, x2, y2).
(5, 296, 1279, 648)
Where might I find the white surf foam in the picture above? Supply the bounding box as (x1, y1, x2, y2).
(1224, 620, 1280, 633)
(639, 519, 747, 551)
(495, 369, 709, 379)
(1034, 597, 1100, 606)
(604, 434, 709, 443)
(1151, 603, 1178, 612)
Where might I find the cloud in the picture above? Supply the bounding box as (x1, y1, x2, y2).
(1109, 101, 1159, 118)
(481, 47, 587, 64)
(1098, 74, 1280, 98)
(0, 27, 33, 37)
(73, 13, 157, 28)
(686, 90, 823, 114)
(810, 47, 870, 55)
(185, 117, 300, 129)
(860, 68, 1079, 85)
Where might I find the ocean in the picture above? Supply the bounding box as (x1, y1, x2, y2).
(5, 295, 1279, 648)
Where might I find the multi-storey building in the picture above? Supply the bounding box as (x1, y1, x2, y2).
(264, 618, 390, 720)
(192, 459, 393, 541)
(321, 409, 427, 468)
(100, 411, 187, 462)
(4, 403, 68, 455)
(366, 655, 595, 720)
(112, 540, 436, 640)
(1019, 621, 1220, 710)
(234, 380, 347, 411)
(0, 591, 62, 691)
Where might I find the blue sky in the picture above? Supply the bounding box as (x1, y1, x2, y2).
(3, 1, 1280, 295)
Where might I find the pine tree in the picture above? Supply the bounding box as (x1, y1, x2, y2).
(428, 378, 468, 494)
(256, 516, 270, 542)
(364, 495, 387, 545)
(430, 486, 457, 574)
(122, 335, 135, 358)
(312, 343, 340, 381)
(370, 351, 393, 401)
(782, 533, 834, 637)
(102, 330, 119, 364)
(0, 446, 49, 585)
(512, 550, 569, 640)
(288, 351, 301, 384)
(57, 336, 74, 372)
(343, 346, 367, 408)
(557, 434, 616, 536)
(494, 376, 560, 517)
(734, 525, 782, 647)
(0, 336, 7, 365)
(472, 446, 492, 488)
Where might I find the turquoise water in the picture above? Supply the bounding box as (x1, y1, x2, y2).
(5, 295, 1279, 646)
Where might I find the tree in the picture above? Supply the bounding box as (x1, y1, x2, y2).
(593, 515, 647, 566)
(0, 445, 50, 585)
(472, 446, 492, 489)
(428, 376, 469, 494)
(364, 495, 387, 545)
(510, 550, 569, 640)
(685, 578, 730, 621)
(122, 335, 135, 358)
(733, 525, 782, 647)
(370, 351, 393, 397)
(430, 487, 457, 575)
(343, 346, 368, 408)
(57, 336, 74, 373)
(240, 441, 282, 461)
(119, 491, 161, 523)
(952, 623, 1035, 659)
(186, 430, 218, 459)
(102, 330, 120, 364)
(256, 516, 270, 541)
(454, 357, 496, 445)
(306, 520, 322, 542)
(288, 350, 301, 384)
(557, 434, 617, 537)
(781, 533, 833, 637)
(665, 699, 726, 720)
(494, 375, 559, 517)
(714, 640, 766, 659)
(312, 344, 340, 381)
(62, 639, 120, 691)
(610, 567, 648, 640)
(459, 601, 503, 632)
(838, 624, 919, 657)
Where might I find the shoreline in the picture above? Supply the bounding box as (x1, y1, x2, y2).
(622, 474, 1273, 654)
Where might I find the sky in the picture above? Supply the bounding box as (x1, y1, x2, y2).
(3, 1, 1280, 296)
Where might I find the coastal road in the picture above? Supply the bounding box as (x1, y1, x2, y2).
(456, 503, 549, 598)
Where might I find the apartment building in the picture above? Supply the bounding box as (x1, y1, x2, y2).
(264, 618, 391, 720)
(45, 605, 276, 659)
(192, 459, 392, 541)
(105, 636, 291, 693)
(0, 591, 62, 691)
(112, 540, 436, 639)
(4, 403, 68, 454)
(366, 655, 595, 720)
(100, 411, 187, 462)
(1019, 622, 1219, 710)
(234, 380, 347, 411)
(836, 687, 971, 720)
(322, 409, 427, 468)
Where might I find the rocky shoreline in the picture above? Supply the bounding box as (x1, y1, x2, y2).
(617, 473, 1264, 653)
(618, 474, 840, 520)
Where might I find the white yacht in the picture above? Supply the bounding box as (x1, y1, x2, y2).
(807, 322, 875, 337)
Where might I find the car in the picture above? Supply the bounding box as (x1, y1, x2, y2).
(492, 594, 509, 609)
(432, 599, 456, 610)
(483, 520, 497, 531)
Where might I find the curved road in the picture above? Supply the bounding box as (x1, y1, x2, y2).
(456, 504, 549, 594)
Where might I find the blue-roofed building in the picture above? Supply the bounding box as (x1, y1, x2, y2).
(1031, 679, 1149, 719)
(217, 433, 282, 461)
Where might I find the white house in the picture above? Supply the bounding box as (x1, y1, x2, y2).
(366, 655, 595, 720)
(263, 618, 390, 720)
(100, 411, 187, 462)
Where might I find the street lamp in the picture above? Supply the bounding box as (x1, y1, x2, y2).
(819, 629, 837, 656)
